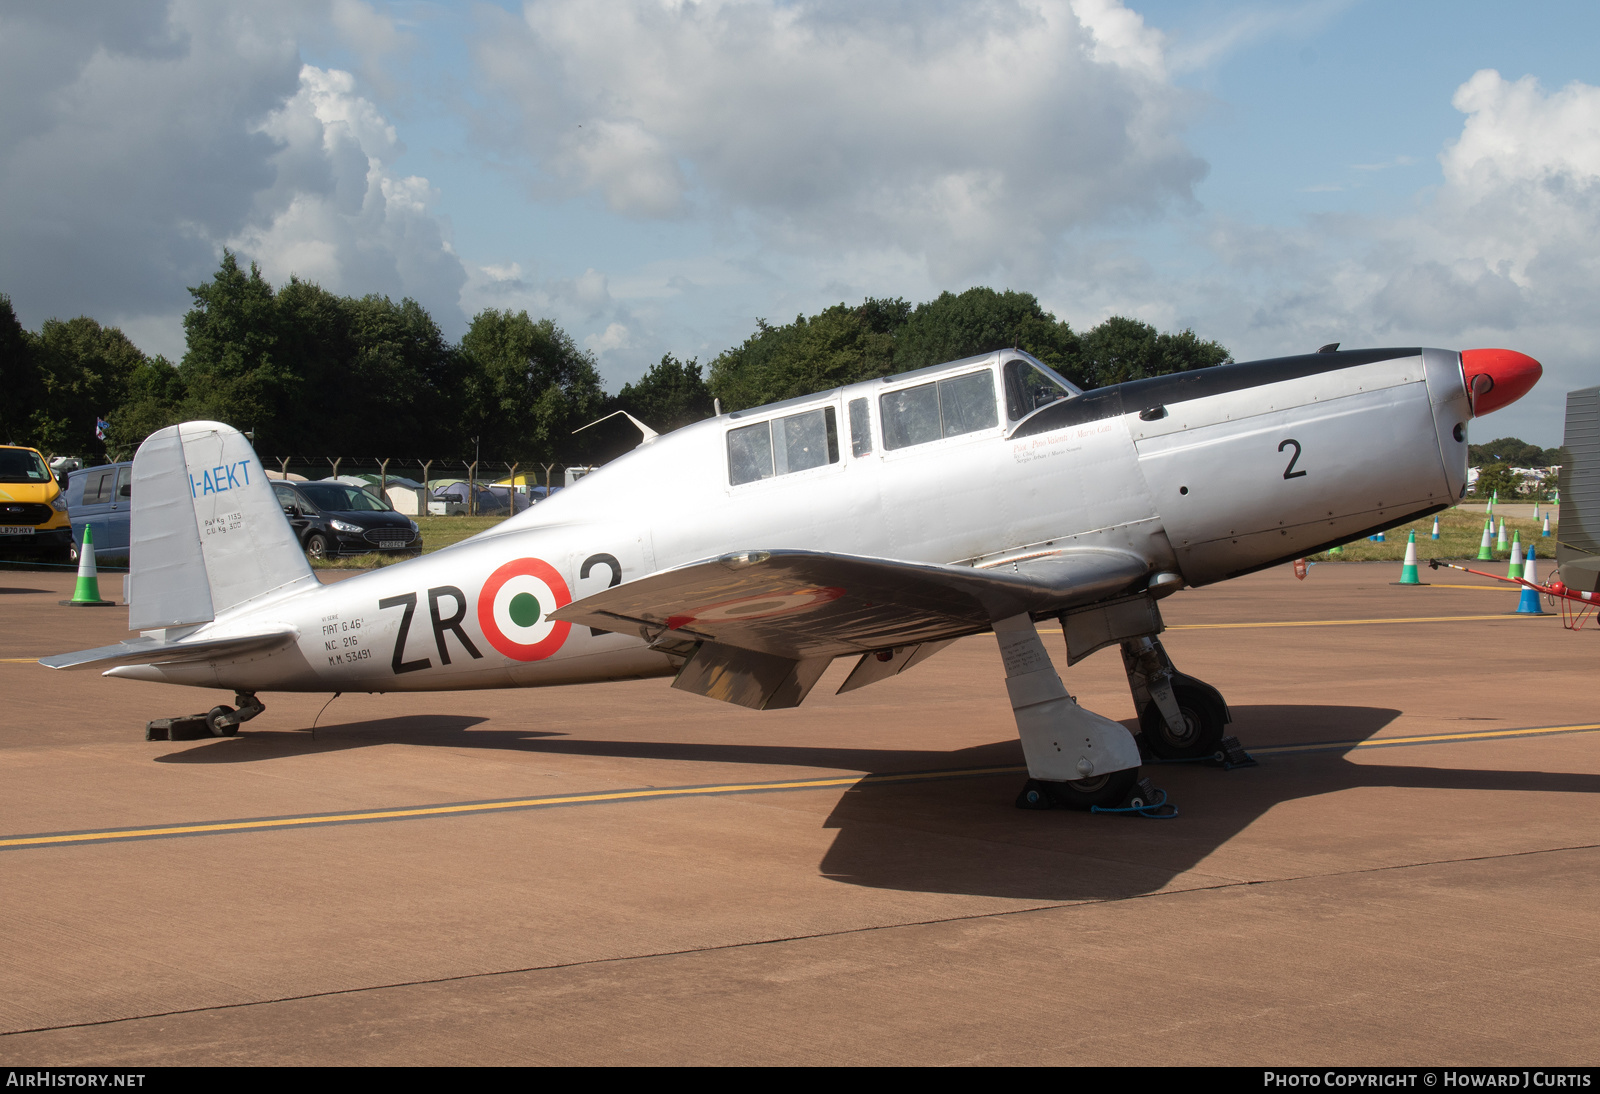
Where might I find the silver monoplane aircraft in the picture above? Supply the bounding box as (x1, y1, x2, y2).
(44, 344, 1541, 809)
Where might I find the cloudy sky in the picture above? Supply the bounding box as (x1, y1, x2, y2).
(3, 0, 1596, 444)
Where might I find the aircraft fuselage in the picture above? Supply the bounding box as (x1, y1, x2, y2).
(109, 346, 1474, 694)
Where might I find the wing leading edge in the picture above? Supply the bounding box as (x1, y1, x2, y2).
(551, 547, 1150, 710)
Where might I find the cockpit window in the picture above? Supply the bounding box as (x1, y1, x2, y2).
(880, 370, 999, 451)
(727, 406, 840, 486)
(1004, 359, 1076, 421)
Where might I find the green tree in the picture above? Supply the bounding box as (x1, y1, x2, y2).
(0, 294, 40, 446)
(709, 303, 899, 411)
(1468, 437, 1560, 468)
(105, 355, 186, 457)
(343, 294, 465, 456)
(894, 288, 1083, 384)
(1473, 461, 1522, 499)
(30, 316, 147, 455)
(177, 250, 287, 440)
(1079, 317, 1231, 387)
(613, 354, 714, 433)
(459, 310, 606, 463)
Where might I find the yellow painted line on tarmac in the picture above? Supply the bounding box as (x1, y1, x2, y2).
(1166, 612, 1546, 631)
(1416, 583, 1520, 592)
(0, 765, 1025, 851)
(1256, 722, 1600, 755)
(1039, 612, 1546, 636)
(5, 723, 1599, 851)
(0, 657, 39, 663)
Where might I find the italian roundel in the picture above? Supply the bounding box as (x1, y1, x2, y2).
(478, 558, 573, 661)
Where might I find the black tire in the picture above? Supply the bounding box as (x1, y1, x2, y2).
(1046, 767, 1141, 811)
(305, 533, 330, 560)
(206, 705, 238, 737)
(1140, 683, 1227, 760)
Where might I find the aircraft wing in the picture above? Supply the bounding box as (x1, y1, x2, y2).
(551, 548, 1148, 710)
(39, 628, 299, 672)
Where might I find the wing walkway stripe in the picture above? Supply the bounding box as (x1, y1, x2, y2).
(3, 723, 1597, 851)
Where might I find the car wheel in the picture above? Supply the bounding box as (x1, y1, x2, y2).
(306, 533, 330, 560)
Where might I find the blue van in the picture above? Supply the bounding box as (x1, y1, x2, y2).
(65, 461, 133, 562)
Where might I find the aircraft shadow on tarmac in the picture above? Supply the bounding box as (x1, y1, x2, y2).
(152, 704, 1600, 902)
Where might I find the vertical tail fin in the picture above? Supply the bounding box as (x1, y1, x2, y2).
(128, 421, 315, 630)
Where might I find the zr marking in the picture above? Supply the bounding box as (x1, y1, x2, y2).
(379, 593, 431, 674)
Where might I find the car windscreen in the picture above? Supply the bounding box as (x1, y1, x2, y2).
(297, 483, 391, 512)
(0, 449, 51, 485)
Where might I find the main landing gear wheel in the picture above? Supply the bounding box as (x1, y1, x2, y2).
(305, 533, 330, 560)
(1015, 768, 1141, 811)
(206, 705, 239, 737)
(1140, 683, 1227, 761)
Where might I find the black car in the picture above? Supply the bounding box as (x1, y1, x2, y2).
(273, 480, 422, 559)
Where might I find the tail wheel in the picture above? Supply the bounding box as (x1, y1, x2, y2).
(305, 533, 330, 560)
(206, 705, 238, 737)
(1140, 683, 1227, 760)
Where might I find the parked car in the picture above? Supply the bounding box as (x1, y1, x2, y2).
(430, 481, 509, 516)
(273, 480, 422, 559)
(0, 444, 73, 560)
(63, 460, 133, 562)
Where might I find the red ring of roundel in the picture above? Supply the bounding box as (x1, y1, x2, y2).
(478, 557, 573, 661)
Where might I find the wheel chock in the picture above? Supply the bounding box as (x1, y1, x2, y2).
(146, 715, 212, 741)
(1015, 779, 1054, 810)
(1205, 735, 1257, 769)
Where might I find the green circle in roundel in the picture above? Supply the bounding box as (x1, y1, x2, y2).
(508, 591, 542, 628)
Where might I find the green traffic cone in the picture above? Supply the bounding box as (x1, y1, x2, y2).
(1398, 529, 1421, 585)
(1476, 519, 1494, 560)
(1508, 531, 1523, 579)
(1329, 544, 1344, 556)
(1495, 517, 1508, 552)
(61, 525, 115, 607)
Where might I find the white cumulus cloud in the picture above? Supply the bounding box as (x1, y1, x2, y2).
(474, 0, 1206, 281)
(227, 64, 467, 325)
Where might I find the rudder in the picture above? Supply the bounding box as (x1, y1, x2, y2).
(128, 421, 315, 630)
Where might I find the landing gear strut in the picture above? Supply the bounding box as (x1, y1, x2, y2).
(1120, 637, 1230, 760)
(146, 691, 266, 741)
(994, 613, 1145, 811)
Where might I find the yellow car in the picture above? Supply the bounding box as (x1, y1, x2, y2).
(0, 444, 73, 560)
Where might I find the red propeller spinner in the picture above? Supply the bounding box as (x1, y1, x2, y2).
(1461, 348, 1541, 416)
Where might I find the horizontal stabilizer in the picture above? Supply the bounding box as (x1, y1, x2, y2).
(39, 628, 298, 672)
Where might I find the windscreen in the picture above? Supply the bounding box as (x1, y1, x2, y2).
(298, 483, 391, 512)
(1004, 359, 1077, 421)
(0, 449, 51, 484)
